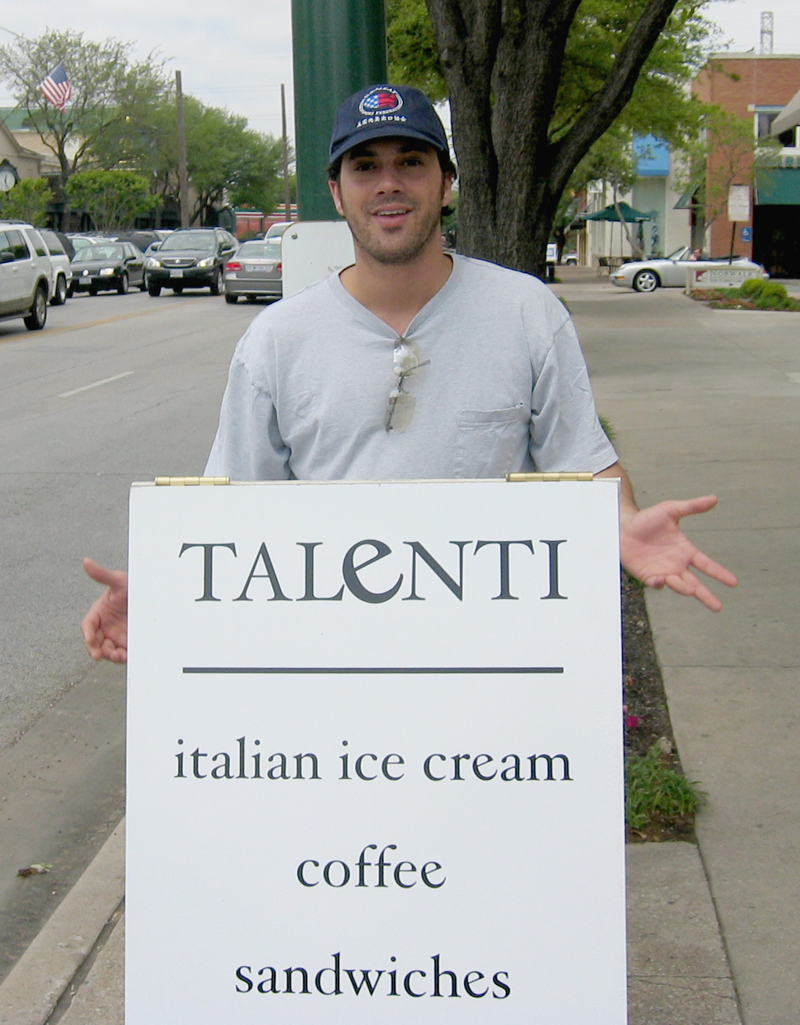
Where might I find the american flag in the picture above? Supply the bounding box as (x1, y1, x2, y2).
(39, 63, 72, 112)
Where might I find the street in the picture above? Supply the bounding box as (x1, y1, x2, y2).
(0, 289, 261, 979)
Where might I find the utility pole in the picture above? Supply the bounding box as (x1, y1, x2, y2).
(281, 84, 292, 220)
(175, 71, 190, 228)
(291, 0, 387, 220)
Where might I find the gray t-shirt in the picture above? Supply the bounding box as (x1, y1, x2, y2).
(205, 254, 617, 480)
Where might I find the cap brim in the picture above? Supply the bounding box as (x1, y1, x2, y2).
(329, 125, 447, 165)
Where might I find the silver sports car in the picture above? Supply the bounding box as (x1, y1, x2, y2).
(610, 246, 767, 292)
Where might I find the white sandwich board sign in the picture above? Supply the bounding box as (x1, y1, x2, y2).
(126, 478, 626, 1024)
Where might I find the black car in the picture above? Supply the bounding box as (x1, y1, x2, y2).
(69, 242, 146, 295)
(145, 228, 238, 296)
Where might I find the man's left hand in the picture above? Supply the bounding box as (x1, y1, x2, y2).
(619, 495, 737, 612)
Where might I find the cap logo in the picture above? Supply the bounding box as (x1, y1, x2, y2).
(358, 87, 403, 117)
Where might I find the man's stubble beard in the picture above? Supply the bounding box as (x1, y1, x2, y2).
(342, 187, 446, 267)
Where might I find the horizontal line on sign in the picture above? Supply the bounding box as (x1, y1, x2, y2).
(183, 666, 563, 675)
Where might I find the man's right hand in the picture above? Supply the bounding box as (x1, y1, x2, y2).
(81, 558, 129, 663)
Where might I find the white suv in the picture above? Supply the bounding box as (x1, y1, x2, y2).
(0, 221, 53, 330)
(39, 228, 73, 305)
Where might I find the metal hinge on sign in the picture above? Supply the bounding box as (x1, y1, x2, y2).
(505, 472, 595, 482)
(154, 476, 230, 486)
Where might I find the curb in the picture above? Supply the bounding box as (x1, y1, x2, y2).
(0, 819, 125, 1025)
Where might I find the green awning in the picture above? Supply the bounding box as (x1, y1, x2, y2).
(756, 168, 800, 205)
(673, 187, 699, 210)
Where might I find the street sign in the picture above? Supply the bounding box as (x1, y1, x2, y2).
(727, 184, 751, 223)
(126, 478, 626, 1023)
(741, 226, 753, 243)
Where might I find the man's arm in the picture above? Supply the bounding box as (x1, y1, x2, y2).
(596, 462, 737, 612)
(81, 558, 129, 663)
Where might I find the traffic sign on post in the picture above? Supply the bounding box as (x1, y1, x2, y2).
(125, 477, 627, 1023)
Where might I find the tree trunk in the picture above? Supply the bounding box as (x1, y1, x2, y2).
(425, 0, 680, 278)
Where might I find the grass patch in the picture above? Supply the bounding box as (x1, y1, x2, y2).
(626, 743, 707, 841)
(690, 278, 800, 311)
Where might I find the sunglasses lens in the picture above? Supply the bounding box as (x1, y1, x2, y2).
(385, 391, 416, 432)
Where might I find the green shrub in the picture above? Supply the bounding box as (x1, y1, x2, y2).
(626, 743, 706, 833)
(739, 277, 766, 297)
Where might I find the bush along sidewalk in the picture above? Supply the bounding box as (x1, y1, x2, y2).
(621, 572, 707, 842)
(626, 744, 707, 841)
(690, 278, 800, 311)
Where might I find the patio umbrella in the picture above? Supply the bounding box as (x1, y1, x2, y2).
(585, 201, 652, 261)
(584, 201, 651, 222)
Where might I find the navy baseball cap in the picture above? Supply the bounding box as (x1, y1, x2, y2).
(329, 84, 450, 164)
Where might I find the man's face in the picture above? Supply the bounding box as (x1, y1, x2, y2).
(329, 138, 452, 266)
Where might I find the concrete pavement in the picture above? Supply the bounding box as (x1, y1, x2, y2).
(2, 269, 798, 1023)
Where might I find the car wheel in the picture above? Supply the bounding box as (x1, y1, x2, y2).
(172, 285, 183, 293)
(139, 274, 148, 292)
(117, 273, 129, 295)
(210, 268, 222, 296)
(24, 285, 48, 331)
(51, 275, 68, 306)
(225, 294, 238, 304)
(148, 284, 162, 297)
(89, 286, 98, 296)
(66, 284, 75, 298)
(632, 269, 659, 293)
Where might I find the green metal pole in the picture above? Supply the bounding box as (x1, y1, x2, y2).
(292, 0, 387, 220)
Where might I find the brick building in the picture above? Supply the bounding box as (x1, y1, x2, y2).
(694, 54, 800, 277)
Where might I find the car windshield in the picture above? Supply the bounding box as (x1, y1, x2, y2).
(238, 241, 281, 258)
(74, 245, 124, 262)
(667, 247, 691, 262)
(161, 232, 216, 252)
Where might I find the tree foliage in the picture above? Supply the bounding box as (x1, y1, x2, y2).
(387, 0, 715, 275)
(87, 90, 285, 225)
(0, 29, 169, 182)
(0, 178, 53, 224)
(0, 30, 285, 227)
(65, 170, 160, 230)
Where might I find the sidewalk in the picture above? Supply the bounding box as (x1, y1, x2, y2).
(3, 274, 797, 1024)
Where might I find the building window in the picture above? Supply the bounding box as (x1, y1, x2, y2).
(755, 110, 798, 148)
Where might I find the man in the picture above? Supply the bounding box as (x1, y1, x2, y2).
(82, 84, 736, 662)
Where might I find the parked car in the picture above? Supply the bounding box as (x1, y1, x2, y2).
(264, 221, 294, 240)
(39, 228, 73, 305)
(0, 221, 52, 331)
(224, 238, 283, 304)
(69, 242, 146, 295)
(145, 227, 238, 296)
(610, 246, 768, 292)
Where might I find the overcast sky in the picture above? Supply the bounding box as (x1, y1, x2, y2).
(0, 0, 798, 143)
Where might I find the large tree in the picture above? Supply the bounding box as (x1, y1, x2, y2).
(89, 92, 284, 225)
(0, 29, 169, 183)
(388, 0, 713, 275)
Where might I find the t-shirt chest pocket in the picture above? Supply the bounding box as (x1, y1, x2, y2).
(453, 403, 529, 478)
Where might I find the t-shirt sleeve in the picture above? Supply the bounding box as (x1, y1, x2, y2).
(528, 315, 618, 473)
(204, 352, 291, 480)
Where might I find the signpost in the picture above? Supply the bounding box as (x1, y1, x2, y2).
(126, 478, 627, 1023)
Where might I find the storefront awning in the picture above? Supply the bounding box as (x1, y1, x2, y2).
(772, 88, 800, 137)
(756, 168, 800, 205)
(673, 188, 699, 210)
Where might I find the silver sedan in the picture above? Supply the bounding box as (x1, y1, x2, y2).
(610, 246, 767, 292)
(224, 239, 282, 304)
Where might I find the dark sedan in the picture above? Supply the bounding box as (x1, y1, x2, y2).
(145, 228, 238, 296)
(69, 243, 146, 295)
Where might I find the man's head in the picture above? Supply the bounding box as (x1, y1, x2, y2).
(327, 84, 456, 182)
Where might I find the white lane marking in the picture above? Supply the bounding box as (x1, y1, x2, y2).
(58, 371, 135, 398)
(787, 373, 800, 386)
